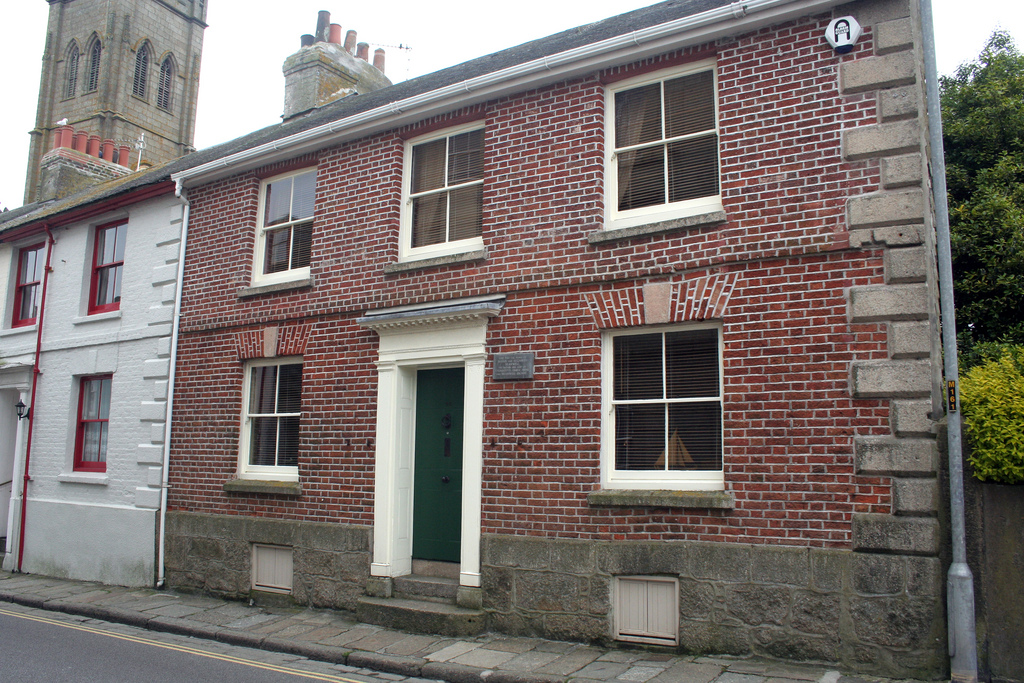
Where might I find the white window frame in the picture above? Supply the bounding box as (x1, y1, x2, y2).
(238, 356, 302, 482)
(600, 323, 724, 490)
(604, 58, 722, 231)
(399, 122, 485, 262)
(252, 168, 315, 287)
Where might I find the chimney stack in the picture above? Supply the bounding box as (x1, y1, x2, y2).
(282, 10, 392, 120)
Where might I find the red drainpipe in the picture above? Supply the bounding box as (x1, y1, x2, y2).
(17, 225, 55, 573)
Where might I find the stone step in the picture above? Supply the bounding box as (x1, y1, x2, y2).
(393, 574, 459, 604)
(411, 558, 459, 580)
(356, 595, 486, 637)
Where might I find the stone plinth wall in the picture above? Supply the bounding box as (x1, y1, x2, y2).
(165, 511, 370, 610)
(481, 535, 946, 679)
(964, 465, 1024, 683)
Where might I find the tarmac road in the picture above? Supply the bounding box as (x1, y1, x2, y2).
(0, 604, 437, 683)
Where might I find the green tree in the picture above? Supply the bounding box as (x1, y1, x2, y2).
(942, 32, 1024, 368)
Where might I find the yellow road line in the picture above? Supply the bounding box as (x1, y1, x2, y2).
(0, 606, 364, 683)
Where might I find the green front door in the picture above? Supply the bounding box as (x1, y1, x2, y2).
(412, 368, 464, 563)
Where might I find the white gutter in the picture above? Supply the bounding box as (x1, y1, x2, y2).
(156, 179, 190, 589)
(173, 0, 846, 187)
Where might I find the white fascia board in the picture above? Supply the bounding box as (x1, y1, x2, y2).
(173, 0, 846, 188)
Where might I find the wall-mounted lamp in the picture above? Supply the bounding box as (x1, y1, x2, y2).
(15, 400, 30, 421)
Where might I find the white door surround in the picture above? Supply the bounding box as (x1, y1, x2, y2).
(358, 295, 503, 588)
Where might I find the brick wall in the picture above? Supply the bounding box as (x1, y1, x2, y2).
(170, 11, 901, 548)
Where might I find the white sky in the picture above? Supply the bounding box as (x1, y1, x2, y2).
(1, 0, 1020, 210)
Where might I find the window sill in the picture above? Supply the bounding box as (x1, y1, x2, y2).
(58, 472, 109, 485)
(587, 488, 734, 509)
(224, 478, 302, 496)
(73, 310, 122, 325)
(0, 325, 37, 338)
(384, 249, 487, 275)
(237, 277, 313, 299)
(589, 210, 727, 245)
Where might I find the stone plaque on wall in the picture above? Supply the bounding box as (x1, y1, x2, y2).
(493, 353, 534, 381)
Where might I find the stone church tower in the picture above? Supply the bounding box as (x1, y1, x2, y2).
(24, 0, 207, 204)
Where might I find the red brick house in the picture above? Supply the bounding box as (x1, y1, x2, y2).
(166, 0, 948, 675)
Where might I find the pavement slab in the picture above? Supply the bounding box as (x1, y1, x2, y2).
(574, 660, 631, 680)
(535, 646, 603, 675)
(451, 647, 517, 668)
(322, 625, 386, 647)
(381, 634, 442, 656)
(497, 650, 562, 671)
(425, 640, 482, 662)
(483, 636, 544, 654)
(618, 665, 668, 682)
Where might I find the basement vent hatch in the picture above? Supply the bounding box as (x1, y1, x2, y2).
(614, 576, 679, 646)
(252, 544, 293, 594)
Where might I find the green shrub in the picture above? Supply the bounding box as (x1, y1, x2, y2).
(960, 346, 1024, 483)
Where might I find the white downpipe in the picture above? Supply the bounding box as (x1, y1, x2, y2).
(156, 180, 190, 589)
(172, 0, 846, 187)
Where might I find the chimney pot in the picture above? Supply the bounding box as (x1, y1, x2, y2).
(300, 33, 314, 48)
(315, 10, 331, 42)
(73, 131, 89, 153)
(373, 48, 386, 73)
(344, 30, 357, 53)
(59, 126, 74, 149)
(88, 134, 101, 157)
(117, 144, 131, 167)
(329, 23, 342, 45)
(356, 42, 369, 61)
(101, 139, 115, 160)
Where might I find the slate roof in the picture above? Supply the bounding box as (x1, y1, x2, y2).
(0, 0, 733, 234)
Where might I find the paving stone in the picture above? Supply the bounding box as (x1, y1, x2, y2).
(322, 625, 384, 647)
(382, 634, 442, 656)
(225, 612, 281, 629)
(533, 640, 576, 653)
(347, 629, 414, 651)
(292, 624, 348, 642)
(599, 650, 642, 663)
(452, 647, 517, 668)
(575, 660, 630, 679)
(497, 650, 562, 670)
(261, 621, 322, 638)
(535, 647, 603, 675)
(618, 666, 665, 681)
(649, 662, 723, 683)
(483, 636, 543, 653)
(425, 640, 481, 662)
(717, 672, 768, 683)
(147, 603, 208, 618)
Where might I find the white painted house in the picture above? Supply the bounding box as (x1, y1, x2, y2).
(0, 178, 183, 586)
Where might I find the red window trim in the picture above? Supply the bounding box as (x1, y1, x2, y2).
(89, 220, 126, 315)
(12, 242, 45, 328)
(74, 374, 112, 473)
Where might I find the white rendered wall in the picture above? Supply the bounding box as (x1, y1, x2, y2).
(0, 193, 182, 585)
